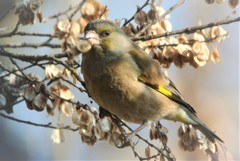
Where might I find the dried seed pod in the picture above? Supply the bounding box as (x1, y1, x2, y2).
(45, 64, 63, 79)
(229, 0, 239, 8)
(76, 39, 92, 53)
(72, 110, 82, 125)
(24, 84, 37, 101)
(215, 0, 226, 3)
(70, 21, 81, 36)
(160, 20, 172, 32)
(15, 3, 35, 25)
(147, 9, 158, 22)
(94, 121, 106, 140)
(81, 1, 96, 16)
(79, 124, 94, 137)
(178, 125, 199, 152)
(210, 26, 227, 42)
(134, 10, 148, 25)
(108, 131, 122, 146)
(78, 109, 93, 125)
(190, 33, 205, 42)
(205, 0, 215, 4)
(211, 46, 221, 63)
(145, 146, 151, 159)
(176, 44, 192, 56)
(99, 117, 112, 132)
(32, 93, 47, 111)
(51, 128, 64, 144)
(177, 33, 189, 43)
(150, 126, 158, 140)
(160, 154, 166, 161)
(80, 132, 97, 146)
(192, 42, 210, 67)
(57, 19, 71, 33)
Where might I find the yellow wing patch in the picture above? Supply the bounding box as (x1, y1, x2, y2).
(138, 75, 197, 115)
(157, 86, 173, 98)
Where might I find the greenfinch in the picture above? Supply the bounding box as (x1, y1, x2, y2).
(81, 19, 223, 143)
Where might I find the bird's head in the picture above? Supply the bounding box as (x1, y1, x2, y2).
(84, 19, 132, 54)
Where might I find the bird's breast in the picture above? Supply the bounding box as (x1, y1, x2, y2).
(81, 53, 173, 124)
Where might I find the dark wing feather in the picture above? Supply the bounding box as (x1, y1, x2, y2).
(128, 44, 197, 115)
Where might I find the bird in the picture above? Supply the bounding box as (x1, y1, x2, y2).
(80, 19, 223, 143)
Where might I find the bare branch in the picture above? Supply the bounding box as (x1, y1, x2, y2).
(0, 112, 79, 131)
(0, 23, 19, 38)
(158, 34, 228, 48)
(0, 48, 70, 62)
(0, 63, 25, 80)
(0, 31, 56, 38)
(123, 0, 150, 26)
(136, 0, 185, 37)
(69, 0, 87, 20)
(9, 57, 32, 82)
(132, 16, 240, 41)
(0, 43, 61, 48)
(0, 48, 85, 88)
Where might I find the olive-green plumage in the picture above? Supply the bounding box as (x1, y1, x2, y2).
(81, 19, 223, 143)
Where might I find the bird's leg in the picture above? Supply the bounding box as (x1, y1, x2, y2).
(125, 122, 149, 142)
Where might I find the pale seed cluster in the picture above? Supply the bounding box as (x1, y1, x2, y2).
(54, 0, 107, 55)
(72, 107, 123, 146)
(205, 0, 239, 8)
(178, 124, 218, 158)
(147, 123, 176, 161)
(121, 0, 228, 68)
(23, 82, 48, 112)
(15, 0, 43, 25)
(23, 65, 76, 117)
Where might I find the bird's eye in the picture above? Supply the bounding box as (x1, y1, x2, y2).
(101, 30, 110, 37)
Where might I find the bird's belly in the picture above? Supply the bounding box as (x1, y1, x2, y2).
(85, 74, 173, 124)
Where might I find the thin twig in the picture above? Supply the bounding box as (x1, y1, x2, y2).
(0, 62, 49, 79)
(9, 57, 31, 82)
(0, 112, 79, 131)
(0, 23, 19, 38)
(0, 43, 61, 48)
(51, 57, 85, 87)
(69, 0, 87, 20)
(123, 0, 150, 26)
(157, 34, 228, 48)
(47, 5, 77, 19)
(0, 48, 70, 62)
(136, 0, 185, 36)
(110, 114, 174, 161)
(13, 98, 24, 105)
(59, 76, 86, 92)
(0, 63, 25, 80)
(132, 16, 240, 41)
(0, 31, 57, 38)
(99, 6, 108, 19)
(0, 48, 85, 87)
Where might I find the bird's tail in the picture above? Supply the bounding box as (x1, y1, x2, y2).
(187, 111, 224, 143)
(193, 122, 223, 143)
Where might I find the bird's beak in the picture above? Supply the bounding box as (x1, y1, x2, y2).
(84, 30, 100, 46)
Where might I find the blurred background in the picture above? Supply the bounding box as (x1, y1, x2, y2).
(0, 0, 239, 160)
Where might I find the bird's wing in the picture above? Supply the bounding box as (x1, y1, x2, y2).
(128, 45, 197, 115)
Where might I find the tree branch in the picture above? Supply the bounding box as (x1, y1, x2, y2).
(0, 48, 70, 62)
(0, 23, 19, 38)
(132, 16, 240, 41)
(136, 0, 185, 37)
(0, 43, 61, 48)
(0, 31, 57, 38)
(69, 0, 87, 20)
(123, 0, 150, 26)
(0, 112, 79, 131)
